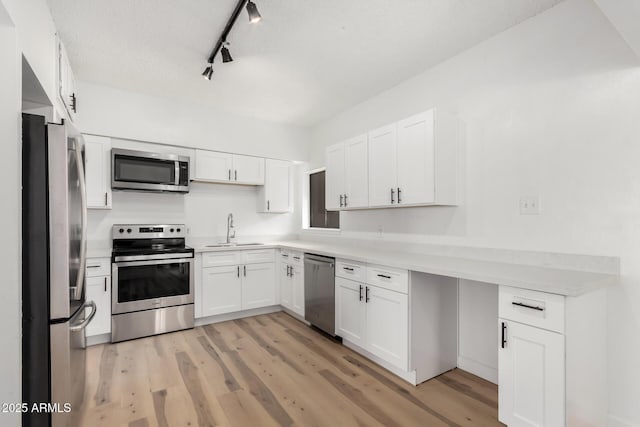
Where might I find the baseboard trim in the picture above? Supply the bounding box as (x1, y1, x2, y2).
(87, 333, 111, 346)
(608, 414, 640, 427)
(195, 305, 282, 327)
(457, 355, 498, 384)
(342, 339, 417, 385)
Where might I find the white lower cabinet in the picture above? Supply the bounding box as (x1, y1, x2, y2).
(85, 257, 112, 339)
(335, 263, 409, 372)
(202, 265, 243, 316)
(366, 285, 409, 371)
(279, 251, 304, 317)
(335, 277, 366, 347)
(85, 275, 111, 337)
(242, 263, 276, 309)
(499, 320, 565, 427)
(497, 285, 607, 427)
(291, 264, 304, 316)
(199, 250, 277, 317)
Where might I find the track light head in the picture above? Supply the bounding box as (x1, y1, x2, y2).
(246, 1, 261, 23)
(221, 46, 233, 63)
(202, 64, 213, 80)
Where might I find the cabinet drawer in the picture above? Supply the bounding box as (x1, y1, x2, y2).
(86, 258, 110, 277)
(336, 259, 366, 282)
(499, 286, 565, 334)
(242, 249, 275, 264)
(289, 251, 304, 266)
(202, 251, 242, 267)
(366, 264, 408, 294)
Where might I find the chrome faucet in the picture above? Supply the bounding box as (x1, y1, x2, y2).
(226, 213, 236, 244)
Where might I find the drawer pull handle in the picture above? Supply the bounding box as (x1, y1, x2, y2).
(512, 301, 544, 311)
(87, 265, 100, 269)
(293, 256, 300, 260)
(377, 274, 391, 279)
(359, 285, 363, 301)
(365, 286, 370, 303)
(343, 267, 354, 271)
(501, 322, 507, 348)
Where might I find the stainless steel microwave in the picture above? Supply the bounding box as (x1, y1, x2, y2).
(111, 148, 190, 193)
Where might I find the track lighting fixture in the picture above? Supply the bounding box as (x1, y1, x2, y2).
(246, 1, 262, 24)
(201, 0, 262, 79)
(221, 46, 233, 63)
(202, 64, 213, 80)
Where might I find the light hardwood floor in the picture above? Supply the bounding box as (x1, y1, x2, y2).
(79, 312, 503, 427)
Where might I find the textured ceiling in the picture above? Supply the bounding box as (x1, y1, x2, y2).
(47, 0, 564, 126)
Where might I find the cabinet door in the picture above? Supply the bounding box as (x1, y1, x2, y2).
(335, 277, 365, 348)
(84, 135, 112, 209)
(242, 262, 276, 309)
(279, 264, 293, 310)
(397, 110, 435, 205)
(325, 142, 345, 211)
(195, 150, 233, 182)
(498, 320, 565, 427)
(264, 159, 291, 213)
(368, 124, 398, 207)
(233, 154, 264, 185)
(202, 266, 242, 316)
(365, 285, 408, 370)
(291, 264, 305, 317)
(344, 134, 368, 208)
(86, 276, 111, 337)
(58, 41, 77, 119)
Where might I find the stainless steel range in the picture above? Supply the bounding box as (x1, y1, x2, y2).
(111, 224, 194, 342)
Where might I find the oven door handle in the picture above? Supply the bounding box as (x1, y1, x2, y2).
(113, 252, 194, 263)
(113, 257, 194, 268)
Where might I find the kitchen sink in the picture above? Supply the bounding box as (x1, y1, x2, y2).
(204, 242, 264, 248)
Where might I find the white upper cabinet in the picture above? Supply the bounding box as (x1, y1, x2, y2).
(193, 150, 265, 185)
(328, 108, 459, 210)
(58, 40, 77, 121)
(368, 124, 398, 207)
(325, 142, 345, 211)
(344, 135, 369, 208)
(396, 111, 435, 205)
(84, 135, 112, 209)
(258, 159, 292, 213)
(326, 135, 369, 210)
(194, 150, 233, 182)
(232, 154, 265, 185)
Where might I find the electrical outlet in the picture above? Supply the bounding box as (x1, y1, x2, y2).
(520, 196, 540, 215)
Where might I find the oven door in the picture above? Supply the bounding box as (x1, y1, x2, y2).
(112, 256, 194, 314)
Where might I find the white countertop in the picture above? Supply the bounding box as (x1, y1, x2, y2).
(194, 239, 618, 297)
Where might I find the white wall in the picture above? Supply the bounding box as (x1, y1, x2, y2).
(88, 180, 300, 244)
(0, 3, 21, 426)
(77, 82, 310, 162)
(0, 0, 66, 121)
(77, 83, 310, 245)
(309, 0, 640, 424)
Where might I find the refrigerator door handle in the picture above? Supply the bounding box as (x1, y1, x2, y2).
(70, 301, 96, 331)
(71, 137, 88, 300)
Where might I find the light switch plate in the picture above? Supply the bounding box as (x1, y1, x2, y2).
(520, 196, 540, 215)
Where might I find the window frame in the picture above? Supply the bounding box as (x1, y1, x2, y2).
(301, 167, 341, 233)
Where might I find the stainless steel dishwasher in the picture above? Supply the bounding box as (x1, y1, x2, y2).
(304, 253, 336, 336)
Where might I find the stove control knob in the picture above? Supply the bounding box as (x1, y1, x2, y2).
(119, 228, 124, 233)
(127, 228, 132, 233)
(177, 228, 181, 232)
(170, 228, 175, 233)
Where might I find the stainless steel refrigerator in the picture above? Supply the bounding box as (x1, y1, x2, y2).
(22, 114, 96, 427)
